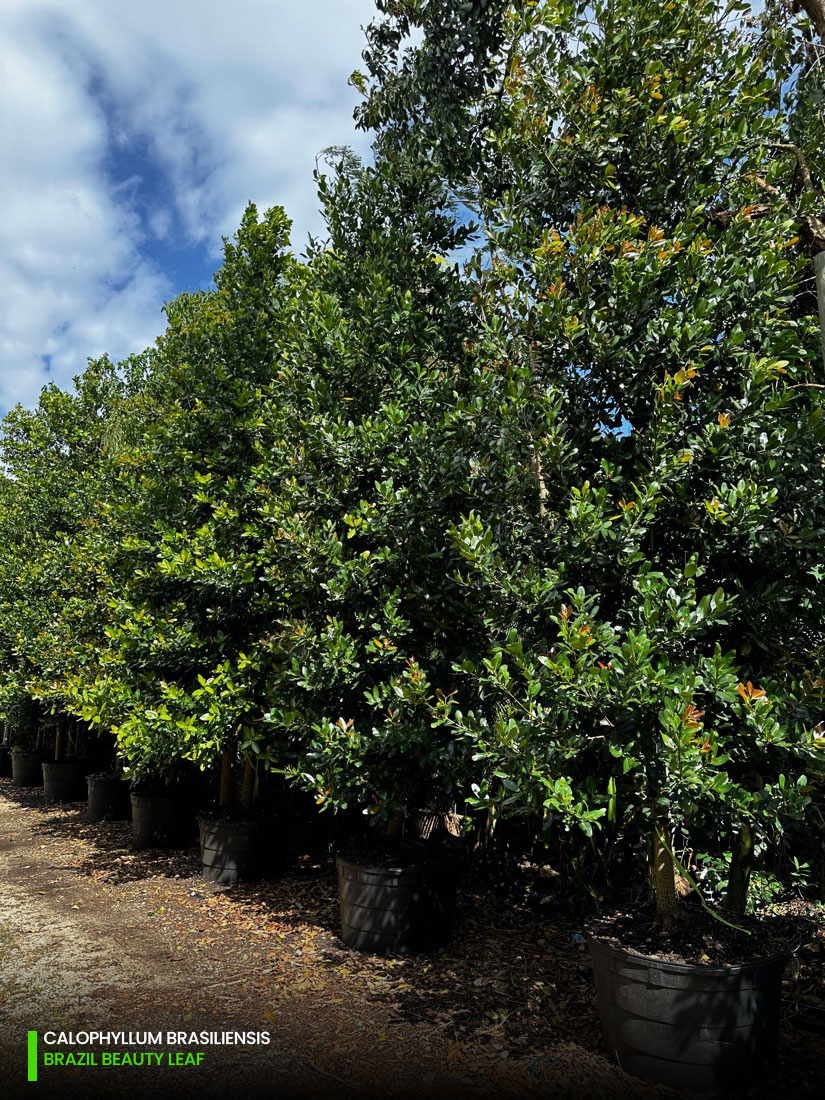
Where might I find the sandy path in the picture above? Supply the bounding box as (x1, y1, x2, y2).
(0, 784, 643, 1100)
(0, 791, 338, 1098)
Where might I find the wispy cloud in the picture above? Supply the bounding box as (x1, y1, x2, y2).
(0, 0, 376, 412)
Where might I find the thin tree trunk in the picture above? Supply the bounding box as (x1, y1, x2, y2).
(241, 757, 256, 813)
(528, 345, 550, 525)
(651, 817, 679, 929)
(530, 450, 549, 522)
(814, 252, 825, 374)
(54, 722, 66, 763)
(473, 806, 497, 853)
(726, 824, 754, 913)
(219, 749, 234, 808)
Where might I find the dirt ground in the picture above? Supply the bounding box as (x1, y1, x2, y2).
(0, 780, 822, 1100)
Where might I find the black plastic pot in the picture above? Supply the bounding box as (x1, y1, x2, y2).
(87, 774, 131, 821)
(42, 761, 79, 800)
(587, 933, 786, 1092)
(42, 760, 84, 802)
(11, 750, 44, 787)
(0, 745, 12, 778)
(130, 792, 183, 849)
(198, 815, 261, 884)
(336, 854, 456, 955)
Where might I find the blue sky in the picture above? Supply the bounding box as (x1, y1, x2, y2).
(0, 0, 377, 413)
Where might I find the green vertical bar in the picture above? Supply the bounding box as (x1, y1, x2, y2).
(27, 1031, 37, 1082)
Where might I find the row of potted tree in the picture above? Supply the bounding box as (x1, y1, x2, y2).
(0, 0, 823, 1092)
(1, 721, 455, 951)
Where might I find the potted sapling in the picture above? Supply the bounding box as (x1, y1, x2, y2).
(42, 716, 87, 802)
(116, 709, 192, 849)
(173, 664, 271, 884)
(410, 565, 821, 1092)
(294, 668, 468, 956)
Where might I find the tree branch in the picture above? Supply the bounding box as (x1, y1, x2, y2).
(796, 0, 825, 43)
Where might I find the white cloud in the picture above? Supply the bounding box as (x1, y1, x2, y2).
(147, 208, 172, 242)
(0, 0, 377, 412)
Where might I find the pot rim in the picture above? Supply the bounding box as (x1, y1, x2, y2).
(197, 811, 259, 826)
(335, 853, 430, 876)
(585, 929, 789, 977)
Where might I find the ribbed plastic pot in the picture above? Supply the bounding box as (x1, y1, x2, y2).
(587, 933, 786, 1092)
(130, 793, 182, 850)
(87, 775, 131, 821)
(42, 760, 84, 802)
(198, 816, 261, 884)
(11, 751, 44, 786)
(336, 855, 456, 956)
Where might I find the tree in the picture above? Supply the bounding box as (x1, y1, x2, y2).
(369, 0, 825, 920)
(0, 357, 136, 759)
(72, 206, 303, 797)
(261, 148, 490, 827)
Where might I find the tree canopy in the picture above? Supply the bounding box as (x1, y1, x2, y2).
(0, 0, 822, 915)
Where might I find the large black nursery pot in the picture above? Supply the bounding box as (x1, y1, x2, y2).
(42, 759, 88, 802)
(0, 744, 12, 778)
(11, 750, 44, 787)
(337, 854, 456, 955)
(87, 773, 131, 821)
(130, 792, 185, 850)
(587, 933, 786, 1093)
(198, 814, 262, 885)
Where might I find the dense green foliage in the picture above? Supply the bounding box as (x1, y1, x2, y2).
(0, 0, 822, 911)
(354, 0, 825, 915)
(0, 359, 139, 723)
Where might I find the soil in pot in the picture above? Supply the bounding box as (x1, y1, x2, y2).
(198, 811, 265, 885)
(130, 792, 186, 850)
(11, 750, 44, 787)
(587, 906, 791, 1093)
(336, 842, 457, 956)
(42, 760, 85, 802)
(87, 772, 131, 821)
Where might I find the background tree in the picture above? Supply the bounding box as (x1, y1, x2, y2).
(0, 357, 136, 760)
(72, 206, 303, 798)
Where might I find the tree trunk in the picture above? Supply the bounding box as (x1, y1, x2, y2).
(529, 450, 549, 523)
(219, 749, 234, 808)
(241, 757, 256, 813)
(472, 806, 497, 854)
(651, 817, 679, 930)
(726, 824, 754, 914)
(814, 251, 825, 374)
(797, 0, 825, 42)
(54, 722, 66, 763)
(528, 346, 550, 525)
